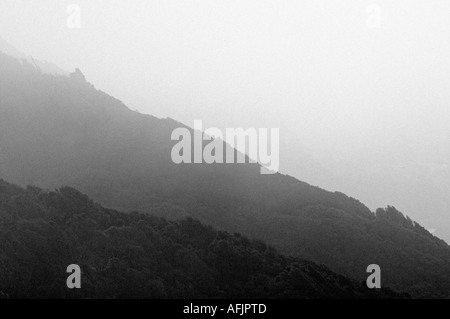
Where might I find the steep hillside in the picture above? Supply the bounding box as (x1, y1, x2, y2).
(0, 52, 449, 297)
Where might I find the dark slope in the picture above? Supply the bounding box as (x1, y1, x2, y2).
(0, 180, 403, 299)
(0, 52, 449, 297)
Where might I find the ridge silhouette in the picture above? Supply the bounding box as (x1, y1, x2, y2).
(0, 50, 449, 298)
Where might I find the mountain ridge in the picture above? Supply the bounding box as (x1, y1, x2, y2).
(0, 50, 449, 298)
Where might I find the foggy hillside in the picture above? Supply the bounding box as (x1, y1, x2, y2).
(2, 1, 448, 243)
(0, 51, 449, 298)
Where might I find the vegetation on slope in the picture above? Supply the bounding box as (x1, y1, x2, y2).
(0, 180, 403, 299)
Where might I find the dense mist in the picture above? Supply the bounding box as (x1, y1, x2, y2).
(1, 0, 449, 240)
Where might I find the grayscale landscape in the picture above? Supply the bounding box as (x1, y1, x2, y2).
(0, 1, 449, 299)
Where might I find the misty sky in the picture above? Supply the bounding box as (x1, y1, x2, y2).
(0, 0, 449, 240)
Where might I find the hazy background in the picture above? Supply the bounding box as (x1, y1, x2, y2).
(0, 0, 449, 241)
